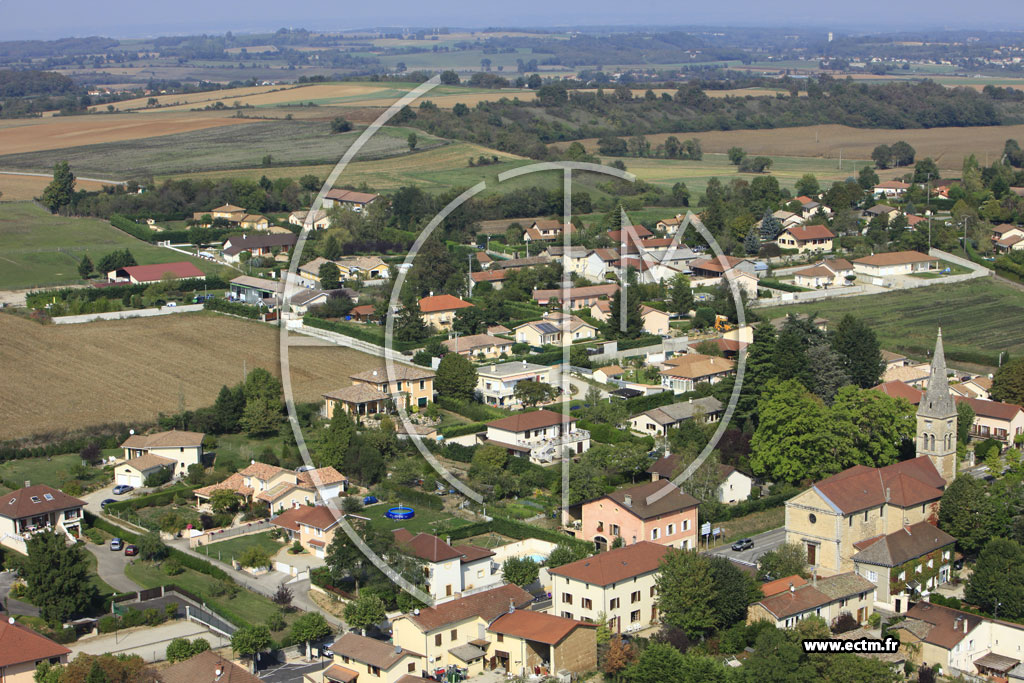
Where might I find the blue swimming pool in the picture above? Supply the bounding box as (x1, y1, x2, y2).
(526, 554, 548, 564)
(385, 506, 415, 520)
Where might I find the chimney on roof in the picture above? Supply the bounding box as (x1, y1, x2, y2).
(964, 618, 969, 633)
(509, 599, 515, 613)
(885, 487, 890, 503)
(624, 494, 632, 508)
(789, 582, 795, 594)
(812, 570, 817, 588)
(491, 365, 497, 372)
(429, 291, 434, 297)
(24, 480, 29, 488)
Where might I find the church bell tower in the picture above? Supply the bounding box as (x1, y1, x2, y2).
(917, 328, 958, 485)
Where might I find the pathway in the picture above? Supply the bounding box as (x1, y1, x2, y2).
(69, 620, 230, 663)
(52, 303, 204, 324)
(85, 543, 142, 594)
(0, 170, 125, 185)
(0, 570, 40, 617)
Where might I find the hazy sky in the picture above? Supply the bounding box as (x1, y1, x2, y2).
(1, 0, 1023, 40)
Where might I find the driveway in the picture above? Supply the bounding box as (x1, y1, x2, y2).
(0, 570, 39, 617)
(85, 542, 141, 594)
(69, 620, 230, 662)
(259, 659, 331, 682)
(703, 527, 786, 568)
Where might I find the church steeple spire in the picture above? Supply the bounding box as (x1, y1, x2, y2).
(919, 327, 956, 418)
(916, 327, 957, 485)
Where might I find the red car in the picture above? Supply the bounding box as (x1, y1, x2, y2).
(124, 544, 139, 556)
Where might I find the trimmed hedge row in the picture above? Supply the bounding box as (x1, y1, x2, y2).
(577, 419, 654, 448)
(437, 397, 507, 422)
(0, 425, 132, 463)
(303, 315, 444, 352)
(204, 298, 261, 319)
(440, 422, 487, 438)
(102, 485, 199, 514)
(700, 484, 803, 524)
(110, 214, 234, 245)
(447, 517, 591, 553)
(758, 278, 808, 293)
(378, 481, 445, 511)
(27, 277, 227, 308)
(616, 335, 664, 351)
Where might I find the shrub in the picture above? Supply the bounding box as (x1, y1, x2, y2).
(85, 528, 104, 545)
(266, 611, 286, 632)
(164, 557, 184, 575)
(144, 467, 173, 487)
(166, 637, 193, 662)
(165, 602, 179, 619)
(289, 540, 303, 555)
(239, 547, 271, 569)
(145, 608, 163, 626)
(98, 615, 119, 633)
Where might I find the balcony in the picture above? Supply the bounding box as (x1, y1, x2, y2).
(514, 429, 590, 463)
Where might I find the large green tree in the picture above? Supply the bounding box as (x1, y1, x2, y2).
(756, 542, 810, 581)
(435, 352, 478, 400)
(318, 261, 341, 290)
(314, 410, 355, 470)
(965, 537, 1024, 619)
(502, 557, 540, 587)
(656, 549, 717, 639)
(41, 161, 75, 213)
(606, 286, 643, 340)
(23, 531, 98, 625)
(830, 314, 885, 388)
(991, 358, 1024, 406)
(669, 273, 694, 317)
(240, 368, 283, 436)
(735, 322, 778, 426)
(230, 625, 272, 673)
(344, 592, 386, 635)
(830, 386, 914, 469)
(707, 556, 762, 628)
(938, 475, 1000, 555)
(291, 612, 333, 659)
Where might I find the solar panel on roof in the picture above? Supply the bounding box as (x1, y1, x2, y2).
(535, 323, 559, 334)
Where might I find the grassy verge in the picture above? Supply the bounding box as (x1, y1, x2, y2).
(199, 531, 284, 566)
(714, 506, 786, 546)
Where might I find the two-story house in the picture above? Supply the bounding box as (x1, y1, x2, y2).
(0, 485, 85, 553)
(391, 584, 534, 679)
(647, 456, 753, 505)
(485, 610, 597, 677)
(658, 354, 735, 394)
(851, 521, 957, 615)
(550, 541, 668, 633)
(271, 505, 342, 559)
(747, 572, 877, 630)
(629, 396, 723, 437)
(419, 295, 474, 332)
(955, 396, 1024, 445)
(776, 224, 835, 254)
(579, 480, 699, 551)
(441, 334, 512, 360)
(532, 284, 618, 310)
(793, 258, 854, 289)
(392, 529, 500, 601)
(324, 365, 436, 420)
(322, 633, 425, 683)
(322, 189, 379, 212)
(475, 362, 551, 408)
(523, 220, 573, 242)
(478, 410, 591, 464)
(194, 463, 346, 512)
(513, 313, 597, 347)
(119, 429, 205, 483)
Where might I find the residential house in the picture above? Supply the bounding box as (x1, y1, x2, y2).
(686, 337, 748, 359)
(772, 210, 805, 228)
(747, 572, 876, 630)
(0, 620, 71, 683)
(608, 225, 653, 247)
(647, 456, 751, 505)
(229, 275, 280, 306)
(905, 214, 927, 229)
(475, 251, 493, 267)
(192, 203, 246, 223)
(629, 396, 724, 437)
(659, 354, 735, 394)
(0, 485, 85, 551)
(335, 256, 391, 281)
(195, 463, 346, 512)
(550, 541, 667, 633)
(892, 601, 1024, 677)
(579, 479, 699, 550)
(475, 362, 551, 408)
(114, 454, 176, 490)
(271, 505, 341, 559)
(322, 189, 379, 212)
(479, 410, 590, 464)
(156, 650, 260, 683)
(221, 233, 297, 264)
(523, 220, 573, 242)
(513, 313, 597, 347)
(640, 305, 670, 336)
(950, 375, 992, 401)
(688, 255, 755, 281)
(792, 258, 855, 289)
(419, 295, 473, 332)
(656, 215, 684, 234)
(322, 633, 425, 683)
(955, 395, 1024, 445)
(487, 324, 511, 336)
(882, 362, 931, 387)
(288, 209, 331, 230)
(873, 180, 911, 198)
(582, 248, 620, 282)
(390, 584, 534, 679)
(393, 529, 499, 601)
(532, 284, 618, 310)
(487, 255, 551, 273)
(324, 364, 436, 418)
(119, 429, 204, 481)
(239, 214, 269, 230)
(349, 304, 377, 323)
(106, 261, 205, 284)
(991, 224, 1024, 253)
(852, 521, 956, 614)
(852, 251, 938, 284)
(486, 610, 597, 677)
(872, 380, 924, 405)
(442, 334, 512, 360)
(592, 365, 624, 384)
(469, 270, 507, 290)
(611, 256, 682, 285)
(289, 289, 335, 316)
(797, 198, 832, 219)
(776, 224, 835, 254)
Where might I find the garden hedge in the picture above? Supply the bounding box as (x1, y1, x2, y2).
(102, 484, 199, 514)
(378, 481, 444, 511)
(204, 298, 261, 319)
(446, 518, 591, 553)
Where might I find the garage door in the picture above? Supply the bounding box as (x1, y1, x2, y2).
(116, 470, 142, 487)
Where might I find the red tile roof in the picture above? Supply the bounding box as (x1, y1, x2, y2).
(116, 261, 205, 282)
(393, 529, 463, 562)
(488, 610, 592, 645)
(761, 575, 807, 597)
(419, 294, 473, 313)
(813, 459, 944, 515)
(871, 380, 924, 405)
(0, 620, 70, 668)
(955, 395, 1024, 422)
(486, 409, 577, 433)
(0, 484, 84, 520)
(399, 584, 533, 631)
(854, 251, 938, 267)
(159, 650, 260, 683)
(898, 602, 984, 650)
(329, 633, 421, 669)
(549, 542, 668, 586)
(599, 480, 700, 520)
(782, 224, 836, 241)
(689, 255, 747, 274)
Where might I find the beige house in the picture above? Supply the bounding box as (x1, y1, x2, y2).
(195, 463, 346, 511)
(393, 529, 499, 601)
(119, 430, 204, 481)
(419, 295, 474, 331)
(513, 313, 597, 347)
(0, 620, 71, 683)
(592, 365, 624, 384)
(523, 220, 573, 242)
(157, 650, 260, 683)
(271, 505, 341, 559)
(853, 251, 939, 284)
(475, 361, 551, 408)
(629, 396, 723, 437)
(324, 365, 437, 419)
(647, 457, 751, 504)
(391, 584, 534, 679)
(289, 210, 331, 230)
(777, 224, 835, 254)
(532, 284, 618, 310)
(322, 189, 379, 212)
(115, 454, 175, 488)
(486, 610, 597, 677)
(480, 409, 591, 464)
(321, 633, 425, 683)
(793, 258, 854, 289)
(956, 395, 1024, 445)
(550, 541, 668, 633)
(747, 572, 876, 630)
(640, 305, 670, 336)
(441, 334, 512, 360)
(656, 214, 684, 234)
(659, 354, 735, 394)
(0, 485, 85, 552)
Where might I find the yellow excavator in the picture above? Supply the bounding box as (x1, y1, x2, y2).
(714, 315, 733, 333)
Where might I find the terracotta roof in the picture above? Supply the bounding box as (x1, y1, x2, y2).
(323, 383, 388, 404)
(793, 265, 836, 278)
(238, 462, 288, 482)
(608, 225, 653, 242)
(350, 364, 435, 383)
(967, 376, 993, 391)
(646, 454, 682, 479)
(812, 458, 944, 515)
(591, 248, 620, 262)
(595, 365, 624, 376)
(325, 189, 378, 204)
(419, 295, 473, 313)
(761, 575, 807, 597)
(897, 602, 984, 650)
(549, 542, 668, 586)
(297, 466, 348, 487)
(475, 251, 493, 264)
(114, 261, 204, 282)
(0, 484, 84, 520)
(393, 529, 463, 562)
(955, 395, 1024, 422)
(291, 506, 343, 532)
(997, 234, 1024, 248)
(329, 633, 421, 669)
(323, 664, 359, 683)
(871, 380, 923, 405)
(350, 304, 375, 316)
(906, 214, 926, 226)
(442, 334, 511, 354)
(757, 584, 832, 619)
(854, 251, 938, 267)
(211, 203, 246, 213)
(158, 650, 260, 683)
(601, 480, 700, 520)
(470, 270, 508, 283)
(120, 429, 205, 450)
(489, 255, 550, 270)
(660, 354, 735, 379)
(488, 610, 591, 645)
(689, 255, 747, 274)
(782, 224, 835, 241)
(532, 284, 618, 303)
(487, 325, 510, 335)
(992, 223, 1023, 236)
(852, 521, 955, 567)
(880, 349, 908, 364)
(874, 180, 911, 189)
(122, 453, 175, 473)
(270, 506, 306, 532)
(256, 481, 312, 503)
(822, 258, 853, 271)
(0, 619, 71, 668)
(687, 338, 747, 354)
(486, 409, 577, 433)
(883, 364, 931, 384)
(193, 473, 252, 498)
(399, 583, 533, 631)
(454, 544, 495, 563)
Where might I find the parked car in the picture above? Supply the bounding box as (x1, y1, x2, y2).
(100, 498, 116, 509)
(193, 295, 211, 303)
(112, 484, 134, 495)
(165, 302, 177, 307)
(363, 495, 378, 505)
(731, 538, 754, 552)
(109, 538, 123, 551)
(123, 544, 139, 556)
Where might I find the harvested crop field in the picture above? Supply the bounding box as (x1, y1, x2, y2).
(94, 84, 297, 111)
(0, 112, 248, 156)
(562, 123, 1024, 171)
(0, 312, 375, 440)
(0, 173, 111, 201)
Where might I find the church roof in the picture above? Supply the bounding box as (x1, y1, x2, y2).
(919, 328, 956, 419)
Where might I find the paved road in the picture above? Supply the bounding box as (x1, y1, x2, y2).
(259, 659, 331, 682)
(703, 527, 786, 568)
(85, 542, 142, 593)
(69, 620, 229, 662)
(0, 570, 40, 617)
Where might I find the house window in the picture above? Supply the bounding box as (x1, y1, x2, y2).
(562, 593, 573, 605)
(667, 523, 675, 535)
(650, 586, 656, 597)
(610, 598, 620, 609)
(582, 598, 593, 610)
(420, 380, 425, 390)
(867, 571, 878, 582)
(369, 666, 380, 676)
(631, 591, 641, 604)
(451, 629, 458, 641)
(562, 612, 574, 619)
(682, 520, 689, 531)
(435, 634, 442, 647)
(864, 510, 869, 522)
(898, 572, 905, 581)
(630, 610, 641, 623)
(928, 559, 933, 569)
(651, 528, 660, 541)
(497, 633, 504, 642)
(409, 663, 416, 673)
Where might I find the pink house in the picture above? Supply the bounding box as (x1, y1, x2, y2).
(580, 480, 699, 551)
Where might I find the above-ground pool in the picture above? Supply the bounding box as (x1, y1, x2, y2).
(385, 506, 415, 520)
(526, 554, 548, 564)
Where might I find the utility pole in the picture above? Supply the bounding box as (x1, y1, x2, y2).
(928, 216, 932, 251)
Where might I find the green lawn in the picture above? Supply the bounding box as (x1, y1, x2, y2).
(761, 278, 1024, 367)
(0, 202, 232, 290)
(364, 504, 472, 535)
(123, 560, 297, 629)
(133, 503, 203, 531)
(0, 453, 109, 491)
(198, 531, 284, 566)
(210, 434, 287, 473)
